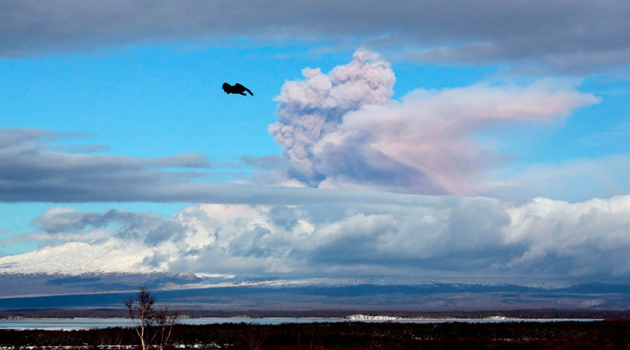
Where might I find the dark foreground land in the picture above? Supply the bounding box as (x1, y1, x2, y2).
(3, 320, 630, 350)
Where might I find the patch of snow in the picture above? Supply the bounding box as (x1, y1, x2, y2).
(345, 314, 400, 321)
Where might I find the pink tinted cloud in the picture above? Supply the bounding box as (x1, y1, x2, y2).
(271, 51, 600, 195)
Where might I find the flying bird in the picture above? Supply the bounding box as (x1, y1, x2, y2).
(222, 82, 253, 96)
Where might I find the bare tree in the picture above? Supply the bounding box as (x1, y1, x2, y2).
(124, 286, 179, 350)
(154, 305, 179, 350)
(239, 324, 269, 350)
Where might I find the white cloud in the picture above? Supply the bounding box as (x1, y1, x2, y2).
(504, 196, 630, 277)
(486, 155, 630, 201)
(271, 52, 600, 195)
(4, 195, 630, 281)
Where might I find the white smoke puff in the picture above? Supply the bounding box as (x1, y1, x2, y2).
(269, 49, 395, 184)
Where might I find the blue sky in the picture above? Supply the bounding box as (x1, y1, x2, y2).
(1, 1, 630, 283)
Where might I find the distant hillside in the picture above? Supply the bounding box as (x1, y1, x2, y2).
(1, 273, 630, 311)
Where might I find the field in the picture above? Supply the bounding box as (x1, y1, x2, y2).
(3, 319, 630, 349)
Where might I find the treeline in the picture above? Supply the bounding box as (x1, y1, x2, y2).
(3, 308, 630, 319)
(3, 320, 630, 349)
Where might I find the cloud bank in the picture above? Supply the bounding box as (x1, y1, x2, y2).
(271, 51, 599, 195)
(0, 128, 213, 202)
(3, 1, 630, 73)
(4, 195, 630, 281)
(0, 127, 442, 204)
(487, 155, 630, 202)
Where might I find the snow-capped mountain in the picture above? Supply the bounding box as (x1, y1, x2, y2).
(0, 241, 156, 275)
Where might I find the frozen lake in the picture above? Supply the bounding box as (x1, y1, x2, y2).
(0, 316, 601, 330)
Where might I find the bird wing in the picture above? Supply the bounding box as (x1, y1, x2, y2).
(234, 83, 253, 96)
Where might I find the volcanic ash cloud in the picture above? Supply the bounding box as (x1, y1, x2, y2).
(270, 50, 599, 195)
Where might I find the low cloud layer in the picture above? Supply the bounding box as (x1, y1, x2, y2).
(3, 195, 630, 281)
(3, 1, 630, 73)
(271, 51, 599, 195)
(487, 155, 630, 202)
(0, 127, 441, 204)
(0, 128, 213, 202)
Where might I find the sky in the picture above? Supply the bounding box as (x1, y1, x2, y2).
(1, 0, 630, 283)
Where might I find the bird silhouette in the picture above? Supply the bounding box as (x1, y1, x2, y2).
(222, 82, 253, 96)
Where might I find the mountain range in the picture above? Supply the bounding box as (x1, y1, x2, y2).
(1, 272, 630, 311)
